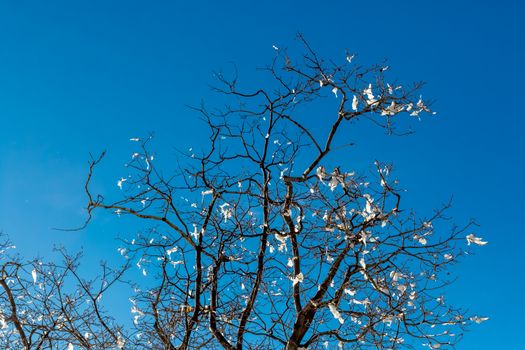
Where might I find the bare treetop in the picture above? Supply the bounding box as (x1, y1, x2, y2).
(0, 37, 487, 350)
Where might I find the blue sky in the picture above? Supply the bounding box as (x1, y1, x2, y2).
(0, 1, 523, 348)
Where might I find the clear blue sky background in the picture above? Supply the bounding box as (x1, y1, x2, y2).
(0, 1, 523, 348)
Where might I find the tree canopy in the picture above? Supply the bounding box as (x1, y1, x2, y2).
(0, 37, 487, 350)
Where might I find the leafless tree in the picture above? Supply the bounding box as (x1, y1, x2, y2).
(0, 36, 488, 349)
(0, 234, 130, 349)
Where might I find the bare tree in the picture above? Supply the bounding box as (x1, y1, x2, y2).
(0, 36, 488, 349)
(0, 234, 130, 349)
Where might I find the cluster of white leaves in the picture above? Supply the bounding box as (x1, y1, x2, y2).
(328, 303, 345, 324)
(411, 221, 433, 245)
(352, 95, 358, 111)
(201, 189, 213, 198)
(351, 298, 371, 308)
(389, 270, 407, 282)
(316, 166, 328, 183)
(325, 249, 334, 263)
(324, 76, 428, 122)
(380, 101, 405, 116)
(117, 334, 126, 349)
(130, 298, 145, 325)
(290, 272, 304, 286)
(381, 312, 404, 327)
(363, 84, 378, 106)
(361, 194, 381, 222)
(470, 315, 489, 324)
(117, 177, 127, 190)
(190, 224, 200, 240)
(274, 232, 288, 252)
(219, 203, 233, 222)
(413, 234, 428, 245)
(316, 166, 354, 192)
(444, 253, 454, 260)
(355, 83, 436, 119)
(466, 234, 488, 246)
(165, 246, 178, 259)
